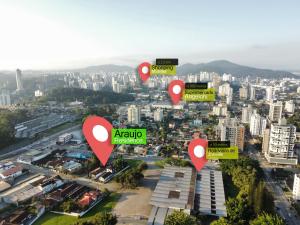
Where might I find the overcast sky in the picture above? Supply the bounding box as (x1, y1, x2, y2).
(0, 0, 300, 71)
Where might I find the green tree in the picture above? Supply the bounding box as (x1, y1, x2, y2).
(225, 197, 253, 225)
(211, 217, 231, 225)
(250, 213, 284, 225)
(164, 210, 197, 225)
(92, 212, 117, 225)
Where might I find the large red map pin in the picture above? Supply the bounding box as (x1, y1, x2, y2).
(168, 80, 185, 104)
(83, 116, 114, 166)
(138, 62, 151, 82)
(188, 138, 208, 172)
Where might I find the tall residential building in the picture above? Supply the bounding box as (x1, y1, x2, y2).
(218, 118, 245, 151)
(293, 174, 300, 200)
(285, 100, 295, 114)
(212, 104, 227, 117)
(266, 87, 273, 102)
(16, 69, 24, 91)
(241, 105, 253, 123)
(112, 77, 121, 93)
(269, 101, 283, 122)
(262, 128, 270, 153)
(250, 111, 267, 136)
(264, 119, 297, 165)
(218, 83, 231, 97)
(127, 105, 141, 125)
(0, 90, 11, 106)
(154, 109, 163, 122)
(249, 86, 256, 101)
(226, 88, 233, 106)
(239, 86, 248, 100)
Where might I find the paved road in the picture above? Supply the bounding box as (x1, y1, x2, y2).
(247, 144, 299, 225)
(0, 124, 81, 160)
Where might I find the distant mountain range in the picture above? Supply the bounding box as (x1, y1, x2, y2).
(78, 60, 297, 79)
(0, 60, 298, 79)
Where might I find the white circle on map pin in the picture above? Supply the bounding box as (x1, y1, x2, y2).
(173, 85, 181, 94)
(142, 66, 149, 74)
(194, 145, 205, 158)
(92, 125, 108, 142)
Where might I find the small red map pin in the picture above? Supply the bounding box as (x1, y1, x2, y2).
(188, 138, 208, 172)
(138, 62, 151, 82)
(168, 80, 185, 104)
(83, 116, 114, 166)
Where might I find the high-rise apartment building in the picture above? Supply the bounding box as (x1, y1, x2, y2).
(154, 109, 163, 122)
(249, 86, 256, 101)
(250, 111, 267, 136)
(127, 105, 141, 125)
(218, 118, 245, 151)
(264, 119, 297, 165)
(266, 87, 273, 102)
(269, 101, 283, 122)
(293, 174, 300, 200)
(0, 90, 11, 106)
(285, 100, 295, 114)
(239, 86, 248, 100)
(241, 105, 253, 123)
(16, 69, 24, 91)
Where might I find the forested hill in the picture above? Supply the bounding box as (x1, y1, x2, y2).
(43, 88, 134, 105)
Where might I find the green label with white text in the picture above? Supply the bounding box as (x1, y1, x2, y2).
(111, 129, 147, 144)
(206, 146, 238, 159)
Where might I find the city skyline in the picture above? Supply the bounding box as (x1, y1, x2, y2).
(0, 0, 300, 70)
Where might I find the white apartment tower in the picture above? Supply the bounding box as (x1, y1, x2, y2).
(293, 174, 300, 200)
(266, 87, 273, 102)
(154, 109, 163, 122)
(128, 105, 141, 125)
(264, 118, 297, 165)
(269, 101, 282, 122)
(285, 100, 295, 114)
(16, 69, 24, 91)
(250, 111, 266, 136)
(0, 90, 11, 106)
(241, 105, 253, 123)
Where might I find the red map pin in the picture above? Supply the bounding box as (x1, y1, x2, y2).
(168, 80, 185, 104)
(83, 116, 114, 166)
(188, 138, 208, 172)
(138, 62, 151, 82)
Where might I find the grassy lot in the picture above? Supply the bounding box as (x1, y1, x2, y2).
(39, 120, 81, 137)
(34, 193, 120, 225)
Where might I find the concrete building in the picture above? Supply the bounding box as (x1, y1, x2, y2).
(226, 88, 233, 106)
(16, 69, 24, 91)
(0, 90, 11, 107)
(148, 166, 226, 225)
(262, 129, 270, 153)
(218, 83, 231, 97)
(57, 133, 73, 144)
(285, 100, 295, 114)
(266, 87, 273, 102)
(218, 118, 245, 151)
(269, 101, 283, 122)
(250, 111, 267, 136)
(239, 86, 248, 100)
(249, 86, 256, 101)
(264, 119, 297, 165)
(127, 105, 141, 125)
(293, 174, 300, 200)
(213, 104, 227, 117)
(154, 109, 163, 122)
(241, 105, 253, 123)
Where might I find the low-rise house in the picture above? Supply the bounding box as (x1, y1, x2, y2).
(0, 166, 24, 180)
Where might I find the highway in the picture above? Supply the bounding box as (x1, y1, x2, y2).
(0, 124, 82, 160)
(248, 145, 299, 225)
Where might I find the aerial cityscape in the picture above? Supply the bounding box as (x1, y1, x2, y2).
(0, 1, 300, 225)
